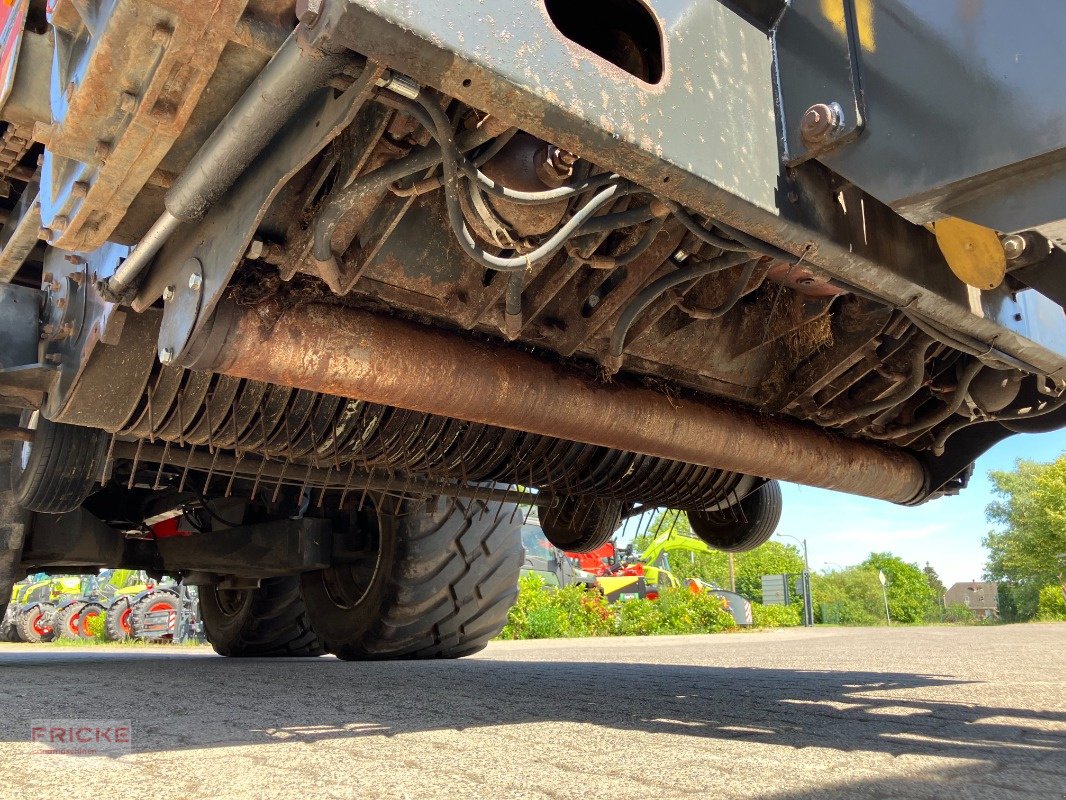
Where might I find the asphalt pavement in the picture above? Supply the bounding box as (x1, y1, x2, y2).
(0, 624, 1064, 799)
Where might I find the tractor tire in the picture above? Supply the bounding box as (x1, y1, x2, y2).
(54, 601, 86, 640)
(17, 602, 57, 643)
(130, 591, 179, 640)
(0, 437, 31, 634)
(199, 576, 325, 657)
(0, 611, 18, 642)
(10, 411, 108, 513)
(104, 597, 134, 641)
(78, 602, 106, 639)
(301, 496, 523, 660)
(689, 480, 783, 553)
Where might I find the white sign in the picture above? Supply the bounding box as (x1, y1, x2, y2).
(878, 570, 887, 586)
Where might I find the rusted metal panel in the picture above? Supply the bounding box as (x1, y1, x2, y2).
(40, 0, 252, 251)
(186, 299, 929, 504)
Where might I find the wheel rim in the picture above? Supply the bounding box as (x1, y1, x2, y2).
(18, 411, 38, 473)
(213, 588, 250, 618)
(322, 548, 383, 610)
(120, 606, 133, 635)
(80, 610, 101, 637)
(32, 612, 49, 637)
(66, 611, 80, 636)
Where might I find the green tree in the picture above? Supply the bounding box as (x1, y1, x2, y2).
(638, 511, 804, 602)
(861, 552, 941, 623)
(811, 567, 884, 625)
(983, 456, 1066, 619)
(922, 562, 946, 603)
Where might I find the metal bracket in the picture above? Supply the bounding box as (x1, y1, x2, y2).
(772, 0, 866, 165)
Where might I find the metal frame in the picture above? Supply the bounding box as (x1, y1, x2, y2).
(308, 0, 1066, 378)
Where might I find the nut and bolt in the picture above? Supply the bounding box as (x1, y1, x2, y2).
(55, 297, 67, 310)
(673, 249, 689, 262)
(71, 181, 90, 199)
(119, 92, 139, 113)
(42, 271, 53, 284)
(800, 102, 843, 145)
(162, 284, 176, 301)
(188, 273, 203, 291)
(1002, 234, 1027, 260)
(537, 146, 578, 187)
(64, 254, 84, 265)
(51, 215, 68, 232)
(159, 348, 175, 364)
(94, 141, 112, 160)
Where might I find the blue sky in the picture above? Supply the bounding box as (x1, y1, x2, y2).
(775, 429, 1066, 587)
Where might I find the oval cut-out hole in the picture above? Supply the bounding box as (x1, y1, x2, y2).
(545, 0, 664, 84)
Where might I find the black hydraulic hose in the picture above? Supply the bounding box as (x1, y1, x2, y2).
(932, 394, 1066, 453)
(312, 123, 498, 261)
(569, 216, 666, 270)
(830, 337, 935, 426)
(415, 93, 629, 273)
(609, 252, 753, 358)
(870, 357, 985, 440)
(575, 204, 663, 236)
(667, 201, 749, 253)
(674, 258, 759, 321)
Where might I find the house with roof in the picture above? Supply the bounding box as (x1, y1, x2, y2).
(944, 581, 999, 619)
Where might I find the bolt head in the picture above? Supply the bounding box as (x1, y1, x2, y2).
(71, 181, 90, 199)
(1002, 234, 1027, 260)
(159, 348, 175, 364)
(119, 92, 138, 113)
(800, 102, 842, 144)
(187, 273, 203, 291)
(162, 285, 176, 301)
(94, 141, 112, 161)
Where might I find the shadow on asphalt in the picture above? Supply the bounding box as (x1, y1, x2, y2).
(2, 651, 1062, 769)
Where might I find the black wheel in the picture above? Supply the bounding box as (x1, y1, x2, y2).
(0, 437, 31, 634)
(540, 496, 622, 553)
(10, 411, 107, 513)
(16, 602, 57, 643)
(689, 480, 783, 553)
(0, 610, 18, 642)
(130, 591, 179, 640)
(104, 596, 133, 641)
(53, 601, 86, 640)
(200, 576, 325, 657)
(301, 496, 523, 660)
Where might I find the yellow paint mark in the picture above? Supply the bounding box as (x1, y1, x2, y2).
(934, 217, 1007, 291)
(820, 0, 876, 52)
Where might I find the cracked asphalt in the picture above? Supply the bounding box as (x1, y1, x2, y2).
(0, 624, 1064, 799)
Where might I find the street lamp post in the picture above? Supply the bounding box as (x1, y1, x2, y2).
(878, 569, 891, 625)
(777, 533, 813, 627)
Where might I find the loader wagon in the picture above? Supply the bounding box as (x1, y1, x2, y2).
(0, 0, 1065, 659)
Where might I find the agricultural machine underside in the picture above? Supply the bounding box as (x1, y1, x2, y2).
(1, 0, 1066, 658)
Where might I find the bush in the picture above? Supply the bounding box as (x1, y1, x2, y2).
(751, 602, 801, 628)
(499, 576, 735, 639)
(84, 611, 106, 639)
(941, 603, 977, 624)
(1035, 585, 1066, 621)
